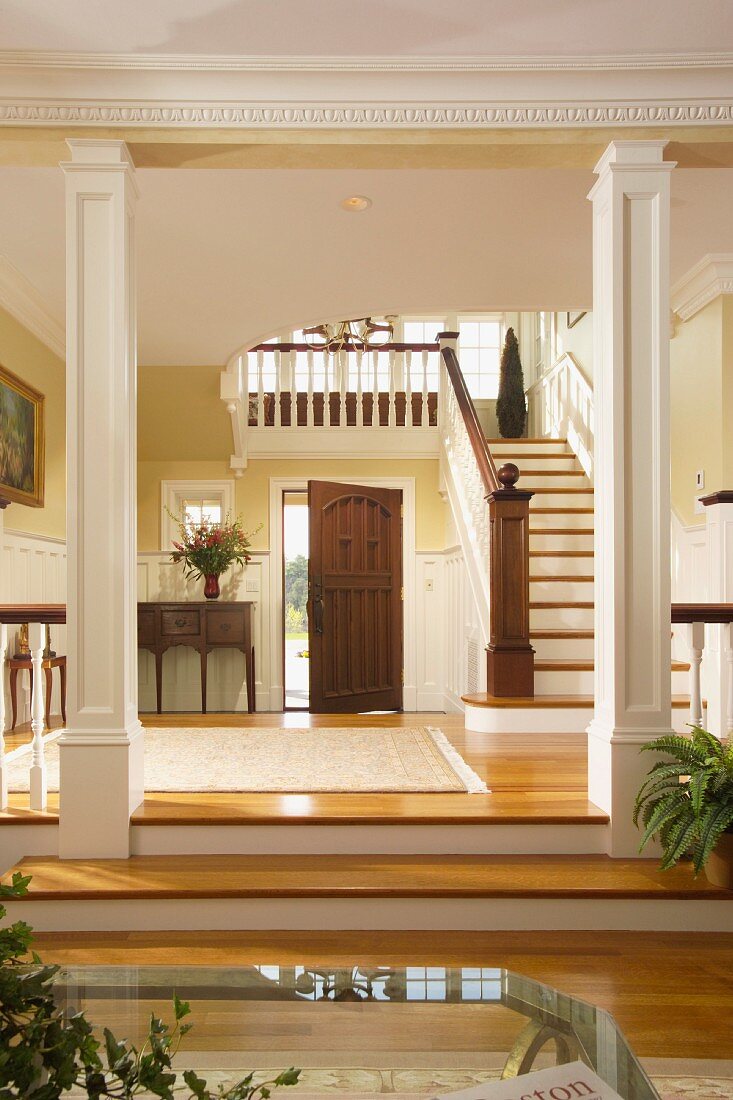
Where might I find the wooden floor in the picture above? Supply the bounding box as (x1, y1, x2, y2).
(27, 929, 733, 1060)
(7, 852, 729, 900)
(3, 713, 605, 825)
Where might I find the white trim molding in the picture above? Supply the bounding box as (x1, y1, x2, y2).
(0, 255, 65, 359)
(671, 254, 733, 321)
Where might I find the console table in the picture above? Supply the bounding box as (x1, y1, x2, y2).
(137, 602, 255, 715)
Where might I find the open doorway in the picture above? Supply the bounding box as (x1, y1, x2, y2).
(283, 491, 309, 710)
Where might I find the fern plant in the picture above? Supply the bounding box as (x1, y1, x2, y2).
(633, 727, 733, 873)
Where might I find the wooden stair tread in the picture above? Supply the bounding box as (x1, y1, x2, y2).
(486, 438, 567, 444)
(536, 659, 690, 672)
(530, 575, 594, 583)
(530, 528, 595, 535)
(463, 692, 696, 710)
(5, 854, 729, 901)
(525, 486, 594, 494)
(529, 550, 595, 557)
(531, 629, 595, 639)
(516, 469, 587, 477)
(531, 508, 595, 515)
(490, 452, 578, 461)
(530, 601, 594, 609)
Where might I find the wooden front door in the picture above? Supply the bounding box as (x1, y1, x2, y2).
(308, 480, 403, 713)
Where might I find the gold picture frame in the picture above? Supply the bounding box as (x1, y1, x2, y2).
(0, 362, 45, 508)
(567, 310, 587, 330)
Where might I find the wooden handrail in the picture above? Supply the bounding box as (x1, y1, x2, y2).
(672, 604, 733, 624)
(0, 604, 66, 624)
(441, 346, 500, 493)
(251, 342, 440, 353)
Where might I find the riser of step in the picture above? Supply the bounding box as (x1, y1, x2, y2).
(530, 555, 595, 577)
(531, 579, 594, 601)
(518, 473, 590, 488)
(531, 605, 594, 629)
(464, 701, 702, 735)
(7, 895, 731, 932)
(531, 635, 595, 660)
(0, 822, 609, 867)
(498, 454, 581, 471)
(489, 439, 570, 455)
(534, 669, 691, 695)
(529, 491, 595, 508)
(530, 512, 594, 531)
(530, 531, 595, 551)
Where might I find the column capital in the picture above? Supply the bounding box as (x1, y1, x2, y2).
(589, 140, 675, 201)
(63, 138, 135, 169)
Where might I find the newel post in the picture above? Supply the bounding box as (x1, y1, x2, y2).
(486, 464, 535, 697)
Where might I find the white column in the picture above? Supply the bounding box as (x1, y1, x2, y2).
(703, 494, 733, 737)
(58, 139, 143, 858)
(587, 141, 675, 856)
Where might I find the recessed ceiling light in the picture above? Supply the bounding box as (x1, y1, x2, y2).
(340, 195, 372, 212)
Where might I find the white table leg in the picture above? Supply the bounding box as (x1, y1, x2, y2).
(0, 622, 7, 810)
(28, 621, 47, 811)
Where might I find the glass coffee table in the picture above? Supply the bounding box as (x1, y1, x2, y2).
(53, 964, 659, 1100)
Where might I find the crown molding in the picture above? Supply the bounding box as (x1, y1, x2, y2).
(1, 97, 732, 129)
(0, 256, 65, 359)
(1, 49, 732, 73)
(671, 254, 733, 322)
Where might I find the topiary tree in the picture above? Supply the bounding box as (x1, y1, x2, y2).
(496, 327, 527, 439)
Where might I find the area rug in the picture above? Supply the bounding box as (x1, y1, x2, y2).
(6, 726, 489, 794)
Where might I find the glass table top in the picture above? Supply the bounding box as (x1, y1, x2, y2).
(52, 964, 659, 1100)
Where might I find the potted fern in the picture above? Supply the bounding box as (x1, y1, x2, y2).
(633, 726, 733, 888)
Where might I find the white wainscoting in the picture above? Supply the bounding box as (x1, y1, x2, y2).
(1, 528, 67, 725)
(1, 531, 472, 716)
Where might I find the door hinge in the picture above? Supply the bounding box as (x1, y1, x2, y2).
(400, 586, 405, 601)
(401, 669, 404, 684)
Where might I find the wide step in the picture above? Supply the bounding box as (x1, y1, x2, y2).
(5, 853, 729, 901)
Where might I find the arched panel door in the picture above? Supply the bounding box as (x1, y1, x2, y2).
(308, 481, 403, 713)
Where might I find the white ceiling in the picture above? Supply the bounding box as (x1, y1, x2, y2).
(0, 165, 731, 364)
(1, 0, 732, 59)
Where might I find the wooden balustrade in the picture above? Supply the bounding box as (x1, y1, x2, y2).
(439, 340, 535, 698)
(245, 342, 440, 428)
(672, 604, 733, 733)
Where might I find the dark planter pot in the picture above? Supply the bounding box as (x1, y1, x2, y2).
(203, 574, 221, 600)
(705, 831, 733, 890)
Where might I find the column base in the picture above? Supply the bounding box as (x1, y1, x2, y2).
(486, 645, 534, 698)
(58, 722, 144, 858)
(587, 718, 673, 857)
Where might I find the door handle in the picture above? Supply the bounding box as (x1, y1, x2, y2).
(311, 577, 324, 635)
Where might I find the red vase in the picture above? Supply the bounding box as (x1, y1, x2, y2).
(203, 574, 221, 600)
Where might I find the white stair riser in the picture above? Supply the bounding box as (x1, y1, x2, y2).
(530, 513, 595, 531)
(7, 896, 732, 932)
(531, 636, 595, 660)
(530, 532, 594, 551)
(490, 441, 570, 455)
(500, 455, 581, 471)
(530, 556, 595, 577)
(465, 702, 702, 735)
(531, 606, 594, 629)
(535, 669, 595, 693)
(530, 579, 594, 601)
(529, 491, 594, 508)
(519, 474, 590, 488)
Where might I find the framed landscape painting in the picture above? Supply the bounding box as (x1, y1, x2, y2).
(0, 363, 45, 508)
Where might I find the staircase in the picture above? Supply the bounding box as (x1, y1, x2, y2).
(463, 436, 691, 732)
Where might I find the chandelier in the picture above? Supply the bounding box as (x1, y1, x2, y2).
(302, 316, 395, 354)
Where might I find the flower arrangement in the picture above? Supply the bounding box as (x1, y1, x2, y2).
(168, 511, 260, 598)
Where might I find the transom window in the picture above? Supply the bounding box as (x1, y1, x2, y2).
(160, 479, 235, 552)
(458, 315, 504, 399)
(181, 498, 223, 528)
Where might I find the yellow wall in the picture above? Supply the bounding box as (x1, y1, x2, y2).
(139, 366, 226, 460)
(138, 458, 447, 552)
(670, 298, 725, 527)
(0, 307, 65, 538)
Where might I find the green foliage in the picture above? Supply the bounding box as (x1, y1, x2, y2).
(285, 604, 306, 634)
(495, 327, 527, 439)
(633, 727, 733, 873)
(285, 555, 308, 618)
(0, 874, 300, 1099)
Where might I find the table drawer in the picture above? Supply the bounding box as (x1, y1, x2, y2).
(137, 610, 156, 646)
(161, 609, 201, 637)
(206, 609, 245, 645)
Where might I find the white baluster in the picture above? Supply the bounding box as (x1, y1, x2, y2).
(688, 620, 705, 729)
(323, 350, 330, 427)
(28, 621, 47, 811)
(388, 349, 397, 428)
(306, 349, 315, 428)
(338, 350, 346, 428)
(421, 350, 430, 427)
(371, 350, 379, 427)
(0, 621, 7, 810)
(289, 348, 298, 428)
(356, 348, 364, 428)
(405, 348, 413, 427)
(726, 621, 733, 735)
(256, 350, 264, 427)
(274, 350, 282, 428)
